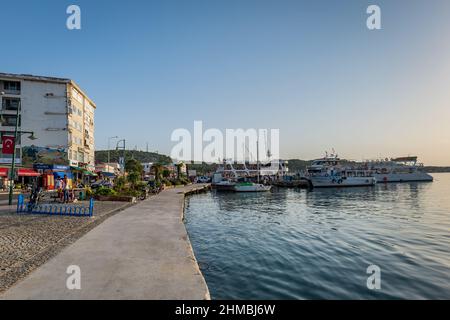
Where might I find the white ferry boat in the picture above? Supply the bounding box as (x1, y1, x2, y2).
(306, 155, 376, 188)
(364, 156, 433, 183)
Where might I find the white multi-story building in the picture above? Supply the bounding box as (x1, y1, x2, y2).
(0, 73, 96, 170)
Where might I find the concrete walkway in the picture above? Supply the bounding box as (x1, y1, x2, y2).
(0, 185, 210, 300)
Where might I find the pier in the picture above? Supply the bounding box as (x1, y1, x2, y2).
(0, 184, 210, 300)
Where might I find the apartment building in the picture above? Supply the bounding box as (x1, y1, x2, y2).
(0, 73, 96, 170)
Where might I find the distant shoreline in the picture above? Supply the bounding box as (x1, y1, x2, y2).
(424, 167, 450, 173)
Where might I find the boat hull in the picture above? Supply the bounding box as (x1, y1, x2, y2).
(234, 184, 272, 192)
(309, 176, 376, 188)
(212, 183, 236, 191)
(374, 172, 433, 183)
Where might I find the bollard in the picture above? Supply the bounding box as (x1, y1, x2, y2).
(89, 198, 94, 216)
(17, 194, 24, 213)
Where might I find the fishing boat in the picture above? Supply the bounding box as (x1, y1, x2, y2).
(211, 178, 236, 191)
(306, 153, 376, 188)
(233, 140, 272, 192)
(364, 156, 433, 183)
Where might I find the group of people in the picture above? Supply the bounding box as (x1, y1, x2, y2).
(55, 175, 72, 203)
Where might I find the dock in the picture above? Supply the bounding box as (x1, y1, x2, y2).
(0, 184, 210, 300)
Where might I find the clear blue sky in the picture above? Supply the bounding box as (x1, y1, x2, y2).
(1, 0, 449, 165)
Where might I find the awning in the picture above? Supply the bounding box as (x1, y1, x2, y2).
(0, 168, 8, 177)
(101, 172, 115, 178)
(83, 170, 98, 177)
(18, 169, 41, 177)
(71, 166, 97, 176)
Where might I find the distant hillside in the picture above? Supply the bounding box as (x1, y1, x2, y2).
(186, 162, 219, 175)
(95, 150, 172, 164)
(286, 159, 311, 173)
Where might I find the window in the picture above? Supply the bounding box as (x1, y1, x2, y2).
(78, 151, 84, 162)
(72, 136, 81, 145)
(72, 88, 83, 104)
(85, 101, 94, 114)
(3, 81, 21, 92)
(1, 115, 20, 127)
(2, 98, 20, 110)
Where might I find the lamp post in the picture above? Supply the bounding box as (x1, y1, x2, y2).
(107, 136, 118, 163)
(116, 139, 126, 174)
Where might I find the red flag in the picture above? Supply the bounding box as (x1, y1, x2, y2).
(2, 136, 15, 155)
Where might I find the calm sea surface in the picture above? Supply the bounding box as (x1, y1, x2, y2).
(184, 173, 450, 299)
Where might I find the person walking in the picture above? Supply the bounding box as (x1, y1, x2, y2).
(56, 178, 63, 202)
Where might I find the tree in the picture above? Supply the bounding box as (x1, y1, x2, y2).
(162, 169, 170, 178)
(175, 163, 184, 178)
(124, 159, 143, 189)
(127, 171, 140, 187)
(125, 159, 143, 175)
(152, 163, 164, 182)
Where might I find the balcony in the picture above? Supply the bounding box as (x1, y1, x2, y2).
(1, 98, 20, 111)
(2, 81, 21, 95)
(0, 115, 20, 127)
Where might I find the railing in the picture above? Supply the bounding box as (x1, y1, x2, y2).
(16, 194, 94, 217)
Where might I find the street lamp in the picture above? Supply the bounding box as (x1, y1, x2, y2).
(116, 139, 126, 174)
(107, 136, 119, 163)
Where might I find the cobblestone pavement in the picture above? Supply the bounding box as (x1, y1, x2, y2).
(0, 200, 133, 293)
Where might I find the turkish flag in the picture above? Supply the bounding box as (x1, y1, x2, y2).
(2, 136, 15, 155)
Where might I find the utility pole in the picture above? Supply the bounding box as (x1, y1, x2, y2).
(107, 136, 118, 163)
(8, 99, 20, 205)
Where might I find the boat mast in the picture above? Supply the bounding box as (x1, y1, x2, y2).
(257, 140, 260, 184)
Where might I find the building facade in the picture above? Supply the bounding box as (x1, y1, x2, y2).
(0, 73, 96, 170)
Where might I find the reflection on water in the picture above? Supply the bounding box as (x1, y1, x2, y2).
(185, 173, 450, 299)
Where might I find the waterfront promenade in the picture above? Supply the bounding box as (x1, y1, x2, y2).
(0, 185, 210, 300)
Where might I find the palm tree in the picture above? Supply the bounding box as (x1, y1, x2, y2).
(152, 163, 164, 183)
(175, 162, 184, 179)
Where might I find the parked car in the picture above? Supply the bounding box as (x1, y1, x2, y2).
(90, 180, 114, 189)
(195, 176, 211, 183)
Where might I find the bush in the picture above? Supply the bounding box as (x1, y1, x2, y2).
(134, 181, 148, 190)
(95, 187, 117, 196)
(127, 171, 140, 186)
(85, 187, 93, 197)
(114, 176, 126, 192)
(118, 189, 140, 197)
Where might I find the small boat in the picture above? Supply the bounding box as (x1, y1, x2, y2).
(233, 140, 272, 192)
(212, 179, 236, 191)
(234, 182, 272, 192)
